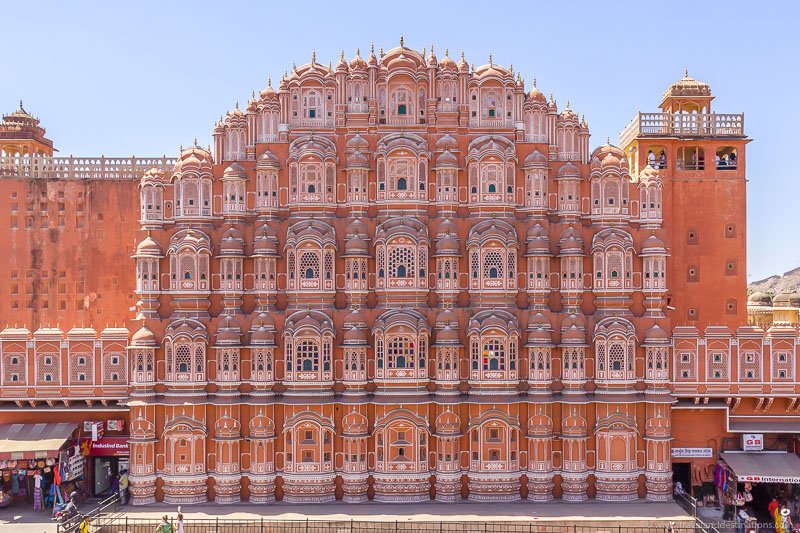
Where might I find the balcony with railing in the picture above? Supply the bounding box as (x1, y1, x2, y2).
(0, 155, 176, 180)
(619, 112, 745, 148)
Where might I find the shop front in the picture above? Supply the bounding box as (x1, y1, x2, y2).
(718, 450, 800, 530)
(79, 436, 129, 497)
(0, 422, 81, 511)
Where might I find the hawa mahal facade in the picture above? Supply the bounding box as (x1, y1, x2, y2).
(2, 40, 782, 506)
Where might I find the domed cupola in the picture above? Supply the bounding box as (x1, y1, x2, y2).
(257, 149, 280, 169)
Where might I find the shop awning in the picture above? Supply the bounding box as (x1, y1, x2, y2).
(727, 416, 800, 433)
(0, 422, 78, 460)
(721, 451, 800, 483)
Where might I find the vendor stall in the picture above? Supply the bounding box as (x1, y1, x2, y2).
(720, 451, 800, 526)
(0, 423, 78, 510)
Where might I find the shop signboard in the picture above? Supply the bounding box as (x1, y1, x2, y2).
(743, 433, 764, 452)
(672, 447, 713, 458)
(79, 436, 129, 457)
(737, 475, 800, 483)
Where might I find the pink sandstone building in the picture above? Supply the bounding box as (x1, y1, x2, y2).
(2, 41, 785, 507)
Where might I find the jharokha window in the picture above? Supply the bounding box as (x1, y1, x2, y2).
(375, 133, 429, 204)
(285, 220, 337, 294)
(282, 310, 334, 388)
(282, 417, 334, 475)
(468, 310, 520, 386)
(168, 230, 211, 292)
(374, 416, 429, 474)
(287, 136, 337, 205)
(373, 310, 430, 385)
(374, 217, 430, 294)
(467, 219, 518, 295)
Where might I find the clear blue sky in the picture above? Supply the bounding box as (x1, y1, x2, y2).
(2, 0, 798, 281)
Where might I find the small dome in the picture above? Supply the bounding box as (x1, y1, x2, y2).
(345, 217, 369, 238)
(219, 227, 245, 255)
(436, 133, 459, 152)
(747, 292, 772, 306)
(135, 235, 162, 256)
(436, 308, 459, 328)
(253, 223, 279, 256)
(644, 324, 670, 342)
(249, 313, 276, 345)
(435, 149, 458, 169)
(344, 234, 370, 256)
(663, 71, 711, 100)
(349, 50, 367, 70)
(526, 313, 553, 345)
(641, 234, 667, 254)
(523, 150, 548, 168)
(558, 226, 584, 253)
(527, 83, 546, 102)
(438, 218, 458, 236)
(343, 307, 368, 328)
(439, 51, 456, 70)
(435, 324, 460, 344)
(131, 326, 157, 347)
(222, 163, 247, 180)
(346, 134, 370, 152)
(140, 167, 165, 185)
(591, 142, 626, 162)
(257, 149, 280, 169)
(215, 316, 242, 345)
(343, 325, 368, 344)
(174, 145, 213, 174)
(556, 162, 580, 179)
(561, 324, 585, 343)
(435, 233, 460, 255)
(526, 223, 550, 255)
(346, 150, 369, 169)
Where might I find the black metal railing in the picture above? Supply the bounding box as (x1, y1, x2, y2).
(90, 518, 699, 533)
(58, 493, 120, 533)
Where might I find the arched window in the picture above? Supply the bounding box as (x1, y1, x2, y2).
(390, 86, 414, 123)
(303, 90, 321, 120)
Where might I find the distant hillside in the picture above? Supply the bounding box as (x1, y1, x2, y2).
(749, 267, 800, 294)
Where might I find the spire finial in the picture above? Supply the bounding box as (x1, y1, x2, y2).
(194, 137, 198, 147)
(341, 50, 345, 60)
(370, 42, 374, 54)
(235, 101, 239, 110)
(311, 49, 316, 64)
(268, 77, 272, 87)
(356, 47, 361, 57)
(533, 76, 537, 87)
(400, 35, 404, 47)
(430, 44, 434, 54)
(380, 46, 384, 56)
(461, 50, 465, 60)
(489, 53, 493, 66)
(684, 69, 689, 78)
(444, 48, 449, 57)
(566, 100, 570, 110)
(422, 47, 426, 58)
(607, 136, 611, 145)
(510, 63, 513, 73)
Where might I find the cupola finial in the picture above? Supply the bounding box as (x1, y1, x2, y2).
(400, 35, 404, 47)
(684, 69, 689, 78)
(311, 49, 316, 64)
(489, 53, 493, 66)
(533, 76, 537, 87)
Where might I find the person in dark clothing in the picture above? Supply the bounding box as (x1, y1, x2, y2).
(109, 474, 120, 498)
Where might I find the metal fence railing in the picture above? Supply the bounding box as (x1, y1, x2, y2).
(89, 518, 699, 533)
(58, 494, 120, 533)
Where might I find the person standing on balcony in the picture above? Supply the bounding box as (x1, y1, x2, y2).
(648, 150, 656, 168)
(659, 151, 666, 169)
